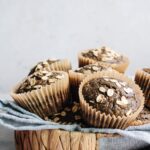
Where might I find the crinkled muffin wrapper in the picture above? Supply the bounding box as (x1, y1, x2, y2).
(11, 71, 70, 119)
(69, 64, 113, 101)
(69, 70, 85, 101)
(135, 69, 150, 108)
(78, 50, 129, 73)
(79, 71, 144, 129)
(46, 59, 72, 72)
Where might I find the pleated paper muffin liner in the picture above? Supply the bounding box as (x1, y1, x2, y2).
(69, 70, 85, 101)
(79, 71, 144, 129)
(11, 71, 70, 119)
(69, 63, 113, 101)
(78, 49, 129, 73)
(47, 59, 72, 72)
(135, 69, 150, 108)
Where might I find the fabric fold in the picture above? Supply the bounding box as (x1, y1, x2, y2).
(0, 99, 150, 144)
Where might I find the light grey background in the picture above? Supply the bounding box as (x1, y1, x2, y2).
(0, 0, 150, 149)
(0, 0, 150, 94)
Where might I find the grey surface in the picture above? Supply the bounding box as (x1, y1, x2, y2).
(0, 0, 150, 93)
(0, 127, 15, 150)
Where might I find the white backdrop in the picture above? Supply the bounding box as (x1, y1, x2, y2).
(0, 0, 150, 93)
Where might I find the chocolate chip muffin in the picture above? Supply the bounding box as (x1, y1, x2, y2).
(69, 63, 113, 101)
(135, 68, 150, 108)
(11, 71, 70, 118)
(79, 71, 144, 129)
(78, 46, 129, 73)
(28, 59, 71, 75)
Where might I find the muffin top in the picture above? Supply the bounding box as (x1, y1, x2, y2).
(75, 63, 112, 74)
(17, 71, 65, 93)
(81, 46, 123, 63)
(29, 59, 60, 75)
(50, 102, 82, 125)
(82, 77, 140, 117)
(143, 68, 150, 74)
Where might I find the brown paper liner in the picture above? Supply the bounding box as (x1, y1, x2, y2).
(79, 71, 144, 129)
(11, 71, 70, 119)
(78, 50, 129, 73)
(47, 59, 72, 72)
(69, 63, 113, 101)
(69, 70, 85, 101)
(135, 69, 150, 108)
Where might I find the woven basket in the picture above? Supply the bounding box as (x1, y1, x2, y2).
(15, 129, 119, 150)
(14, 114, 150, 150)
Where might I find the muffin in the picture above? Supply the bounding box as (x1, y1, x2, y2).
(78, 46, 129, 73)
(50, 101, 83, 125)
(69, 62, 113, 101)
(79, 71, 144, 129)
(11, 70, 70, 119)
(28, 59, 71, 75)
(130, 107, 150, 126)
(135, 68, 150, 108)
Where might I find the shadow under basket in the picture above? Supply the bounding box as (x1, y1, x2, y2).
(14, 129, 119, 150)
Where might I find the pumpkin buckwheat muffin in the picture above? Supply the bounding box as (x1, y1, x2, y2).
(11, 70, 69, 119)
(78, 46, 129, 73)
(135, 68, 150, 108)
(79, 71, 144, 129)
(29, 59, 71, 75)
(69, 62, 113, 101)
